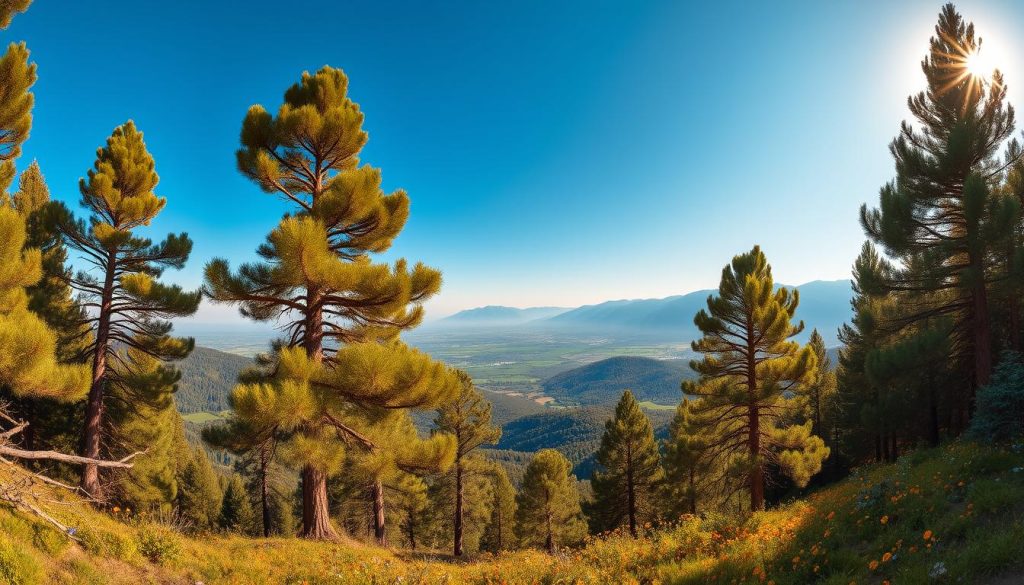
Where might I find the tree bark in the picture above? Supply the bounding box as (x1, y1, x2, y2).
(80, 251, 116, 499)
(746, 320, 764, 511)
(300, 465, 336, 540)
(970, 277, 993, 391)
(259, 446, 271, 537)
(372, 480, 387, 546)
(626, 443, 637, 537)
(454, 458, 464, 556)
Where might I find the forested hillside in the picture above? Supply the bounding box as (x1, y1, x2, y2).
(174, 347, 252, 414)
(541, 356, 693, 406)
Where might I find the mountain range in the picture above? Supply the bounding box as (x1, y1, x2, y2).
(435, 279, 853, 346)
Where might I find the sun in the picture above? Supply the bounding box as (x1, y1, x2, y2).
(965, 49, 992, 79)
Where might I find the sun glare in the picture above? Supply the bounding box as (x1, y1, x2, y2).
(965, 49, 992, 79)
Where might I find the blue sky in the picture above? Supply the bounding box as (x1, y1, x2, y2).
(6, 0, 1023, 322)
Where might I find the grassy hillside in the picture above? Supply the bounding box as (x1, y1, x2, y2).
(173, 346, 252, 414)
(541, 356, 693, 406)
(1, 440, 1020, 584)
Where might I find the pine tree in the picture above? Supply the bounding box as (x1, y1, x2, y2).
(514, 449, 586, 553)
(176, 447, 222, 532)
(0, 3, 89, 410)
(480, 464, 517, 553)
(588, 390, 663, 536)
(860, 4, 1020, 400)
(203, 416, 282, 537)
(220, 474, 257, 534)
(205, 67, 453, 540)
(1, 163, 91, 455)
(803, 330, 837, 441)
(392, 473, 429, 550)
(686, 246, 828, 511)
(663, 398, 713, 517)
(56, 121, 200, 498)
(433, 370, 501, 555)
(107, 348, 191, 510)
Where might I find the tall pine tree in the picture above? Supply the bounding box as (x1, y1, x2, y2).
(205, 67, 454, 539)
(860, 4, 1019, 402)
(686, 246, 827, 511)
(663, 398, 713, 517)
(57, 121, 200, 498)
(588, 390, 663, 536)
(433, 370, 501, 556)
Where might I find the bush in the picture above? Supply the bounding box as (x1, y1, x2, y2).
(135, 524, 182, 565)
(969, 351, 1024, 443)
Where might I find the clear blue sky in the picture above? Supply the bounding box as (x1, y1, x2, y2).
(6, 0, 1023, 322)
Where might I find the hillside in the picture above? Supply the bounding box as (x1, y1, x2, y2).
(541, 355, 693, 406)
(173, 346, 252, 414)
(495, 405, 676, 477)
(2, 440, 1020, 583)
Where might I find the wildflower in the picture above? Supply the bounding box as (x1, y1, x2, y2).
(923, 530, 933, 540)
(882, 552, 892, 563)
(827, 511, 835, 520)
(869, 560, 879, 570)
(112, 506, 121, 513)
(880, 515, 889, 525)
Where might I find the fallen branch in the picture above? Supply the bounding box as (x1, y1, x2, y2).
(0, 445, 144, 468)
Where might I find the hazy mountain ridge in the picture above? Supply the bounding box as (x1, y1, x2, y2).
(438, 305, 571, 326)
(541, 356, 693, 406)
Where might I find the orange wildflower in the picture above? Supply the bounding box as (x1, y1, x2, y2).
(923, 530, 933, 540)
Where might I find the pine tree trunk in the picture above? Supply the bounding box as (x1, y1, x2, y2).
(407, 514, 416, 550)
(970, 278, 993, 391)
(260, 446, 271, 537)
(81, 251, 116, 499)
(626, 443, 637, 537)
(746, 320, 764, 512)
(372, 480, 387, 546)
(297, 288, 336, 540)
(300, 465, 336, 540)
(544, 488, 554, 553)
(454, 458, 464, 556)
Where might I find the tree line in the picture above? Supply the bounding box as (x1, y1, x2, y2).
(0, 0, 1022, 559)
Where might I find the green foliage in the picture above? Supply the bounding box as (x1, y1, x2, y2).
(514, 449, 586, 552)
(686, 246, 827, 510)
(173, 347, 251, 414)
(135, 524, 182, 565)
(969, 351, 1024, 442)
(480, 464, 517, 552)
(588, 391, 663, 536)
(218, 474, 256, 535)
(542, 356, 691, 406)
(662, 398, 715, 517)
(175, 448, 222, 532)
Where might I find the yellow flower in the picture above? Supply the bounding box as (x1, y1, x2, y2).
(880, 515, 889, 525)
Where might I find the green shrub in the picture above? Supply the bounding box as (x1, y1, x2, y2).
(135, 524, 181, 565)
(77, 526, 137, 562)
(969, 351, 1024, 443)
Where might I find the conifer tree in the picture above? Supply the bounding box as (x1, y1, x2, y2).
(176, 447, 222, 532)
(514, 449, 586, 553)
(0, 2, 89, 410)
(57, 121, 200, 498)
(205, 67, 453, 539)
(203, 416, 279, 537)
(107, 348, 191, 510)
(433, 370, 501, 555)
(588, 390, 663, 536)
(392, 473, 429, 550)
(220, 474, 257, 534)
(663, 398, 713, 517)
(2, 163, 91, 454)
(860, 4, 1020, 397)
(803, 330, 837, 440)
(480, 464, 517, 553)
(686, 246, 827, 511)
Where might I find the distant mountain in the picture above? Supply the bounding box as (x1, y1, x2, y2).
(174, 346, 251, 414)
(539, 280, 852, 346)
(438, 305, 571, 326)
(541, 356, 693, 406)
